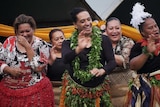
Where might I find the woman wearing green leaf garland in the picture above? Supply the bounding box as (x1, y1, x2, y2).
(60, 7, 116, 107)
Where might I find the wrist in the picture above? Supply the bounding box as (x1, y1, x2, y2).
(1, 64, 9, 74)
(75, 46, 82, 54)
(142, 46, 153, 58)
(100, 68, 105, 75)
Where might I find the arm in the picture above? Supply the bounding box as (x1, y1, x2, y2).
(130, 53, 149, 70)
(62, 40, 77, 64)
(31, 40, 50, 72)
(129, 42, 154, 70)
(116, 37, 135, 68)
(0, 37, 25, 76)
(102, 35, 117, 74)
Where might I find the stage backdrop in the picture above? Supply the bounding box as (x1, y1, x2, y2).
(0, 20, 142, 42)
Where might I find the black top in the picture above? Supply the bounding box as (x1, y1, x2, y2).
(47, 58, 66, 81)
(62, 35, 116, 87)
(129, 43, 160, 74)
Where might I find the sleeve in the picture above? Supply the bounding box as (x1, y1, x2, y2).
(121, 37, 135, 69)
(62, 40, 77, 64)
(29, 40, 50, 70)
(102, 35, 116, 74)
(129, 43, 142, 61)
(0, 37, 14, 74)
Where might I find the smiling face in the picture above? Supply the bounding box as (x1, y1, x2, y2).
(106, 19, 122, 43)
(17, 23, 34, 43)
(50, 30, 65, 50)
(74, 11, 92, 36)
(141, 17, 160, 40)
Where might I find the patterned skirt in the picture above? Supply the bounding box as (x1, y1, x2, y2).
(59, 72, 112, 107)
(0, 77, 54, 107)
(125, 72, 160, 107)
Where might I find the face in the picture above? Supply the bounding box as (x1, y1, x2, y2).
(141, 18, 160, 40)
(51, 31, 65, 50)
(17, 23, 34, 43)
(106, 20, 122, 43)
(74, 11, 92, 35)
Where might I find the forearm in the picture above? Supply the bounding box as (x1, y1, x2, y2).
(3, 65, 11, 74)
(115, 54, 124, 66)
(25, 45, 35, 62)
(130, 53, 149, 70)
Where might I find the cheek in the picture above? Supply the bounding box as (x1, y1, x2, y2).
(52, 41, 58, 46)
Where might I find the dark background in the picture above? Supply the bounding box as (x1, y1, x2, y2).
(0, 0, 160, 42)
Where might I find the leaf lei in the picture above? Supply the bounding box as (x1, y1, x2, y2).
(70, 26, 102, 83)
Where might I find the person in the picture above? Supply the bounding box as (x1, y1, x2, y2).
(0, 42, 2, 81)
(125, 3, 160, 107)
(105, 17, 135, 106)
(0, 14, 54, 107)
(47, 28, 66, 107)
(60, 7, 116, 107)
(0, 42, 2, 47)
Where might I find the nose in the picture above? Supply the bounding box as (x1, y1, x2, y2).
(85, 20, 91, 26)
(59, 38, 64, 43)
(21, 32, 28, 36)
(113, 28, 117, 33)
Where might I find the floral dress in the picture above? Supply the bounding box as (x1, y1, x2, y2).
(0, 36, 54, 107)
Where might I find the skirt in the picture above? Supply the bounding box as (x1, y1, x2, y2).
(59, 72, 112, 107)
(125, 72, 160, 107)
(0, 77, 54, 107)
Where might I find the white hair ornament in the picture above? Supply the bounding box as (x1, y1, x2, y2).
(130, 2, 152, 30)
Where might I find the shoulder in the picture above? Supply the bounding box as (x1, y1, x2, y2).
(62, 39, 70, 45)
(34, 36, 48, 45)
(101, 34, 112, 44)
(121, 36, 134, 42)
(101, 34, 110, 40)
(3, 36, 16, 44)
(120, 36, 135, 46)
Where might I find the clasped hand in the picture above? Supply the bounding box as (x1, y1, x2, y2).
(90, 68, 105, 77)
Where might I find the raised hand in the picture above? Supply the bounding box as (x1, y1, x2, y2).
(147, 34, 157, 53)
(17, 35, 31, 49)
(48, 46, 57, 65)
(76, 30, 92, 54)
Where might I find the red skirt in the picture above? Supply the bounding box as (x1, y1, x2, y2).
(0, 77, 54, 107)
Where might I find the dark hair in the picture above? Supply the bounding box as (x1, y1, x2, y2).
(70, 7, 87, 23)
(105, 17, 121, 27)
(13, 14, 36, 34)
(138, 16, 152, 32)
(49, 28, 64, 41)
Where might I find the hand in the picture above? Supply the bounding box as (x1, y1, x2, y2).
(17, 35, 31, 49)
(147, 34, 156, 53)
(48, 46, 57, 65)
(76, 30, 91, 53)
(90, 68, 105, 77)
(4, 66, 25, 77)
(34, 64, 47, 72)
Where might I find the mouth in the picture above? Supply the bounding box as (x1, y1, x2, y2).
(154, 32, 160, 36)
(84, 27, 91, 31)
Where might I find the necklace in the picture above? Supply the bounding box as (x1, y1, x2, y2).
(138, 38, 160, 58)
(70, 26, 102, 83)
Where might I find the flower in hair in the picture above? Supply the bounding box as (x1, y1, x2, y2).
(130, 2, 152, 30)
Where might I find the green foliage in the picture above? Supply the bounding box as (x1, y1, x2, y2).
(70, 26, 102, 83)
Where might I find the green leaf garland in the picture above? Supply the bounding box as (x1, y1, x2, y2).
(70, 26, 103, 83)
